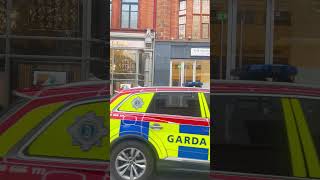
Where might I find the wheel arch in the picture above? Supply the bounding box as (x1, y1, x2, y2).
(110, 135, 160, 161)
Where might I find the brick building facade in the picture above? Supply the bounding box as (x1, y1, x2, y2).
(154, 0, 210, 88)
(110, 0, 156, 93)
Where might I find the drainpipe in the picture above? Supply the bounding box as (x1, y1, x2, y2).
(152, 0, 157, 86)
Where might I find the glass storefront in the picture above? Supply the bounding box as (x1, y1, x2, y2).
(212, 0, 320, 84)
(170, 60, 210, 88)
(110, 49, 145, 93)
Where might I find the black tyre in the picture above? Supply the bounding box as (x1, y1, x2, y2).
(111, 140, 155, 180)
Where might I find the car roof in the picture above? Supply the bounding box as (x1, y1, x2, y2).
(118, 86, 210, 94)
(212, 80, 320, 97)
(14, 81, 109, 99)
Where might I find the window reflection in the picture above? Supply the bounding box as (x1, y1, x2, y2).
(113, 50, 137, 73)
(0, 0, 5, 34)
(11, 0, 80, 37)
(121, 0, 138, 29)
(171, 60, 210, 88)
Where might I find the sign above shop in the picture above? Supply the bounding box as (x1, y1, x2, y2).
(111, 40, 145, 48)
(191, 48, 210, 57)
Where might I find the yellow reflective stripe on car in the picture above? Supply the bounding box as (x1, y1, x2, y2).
(28, 102, 109, 160)
(147, 129, 168, 159)
(201, 93, 210, 118)
(118, 93, 154, 113)
(110, 118, 121, 143)
(281, 98, 307, 177)
(0, 103, 63, 157)
(110, 94, 129, 111)
(291, 99, 320, 178)
(198, 93, 206, 118)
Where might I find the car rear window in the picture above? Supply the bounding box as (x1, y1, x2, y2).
(299, 98, 320, 164)
(212, 95, 292, 177)
(147, 92, 201, 117)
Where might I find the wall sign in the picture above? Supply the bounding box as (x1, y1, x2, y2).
(111, 40, 145, 48)
(191, 48, 210, 57)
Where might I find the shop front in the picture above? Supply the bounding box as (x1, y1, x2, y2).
(110, 30, 154, 94)
(154, 41, 210, 88)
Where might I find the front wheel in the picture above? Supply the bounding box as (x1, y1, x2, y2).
(111, 141, 155, 180)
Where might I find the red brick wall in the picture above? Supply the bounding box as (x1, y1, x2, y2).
(110, 0, 155, 31)
(156, 0, 171, 39)
(156, 0, 196, 40)
(186, 0, 193, 39)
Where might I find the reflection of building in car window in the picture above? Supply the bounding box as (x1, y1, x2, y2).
(0, 0, 107, 106)
(211, 0, 320, 84)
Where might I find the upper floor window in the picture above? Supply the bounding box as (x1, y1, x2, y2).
(192, 0, 210, 39)
(179, 0, 187, 39)
(121, 0, 138, 29)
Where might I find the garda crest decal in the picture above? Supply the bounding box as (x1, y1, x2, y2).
(67, 112, 107, 151)
(131, 97, 144, 109)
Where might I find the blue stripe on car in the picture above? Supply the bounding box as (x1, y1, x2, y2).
(178, 146, 209, 160)
(179, 125, 209, 136)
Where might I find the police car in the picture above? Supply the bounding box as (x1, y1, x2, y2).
(0, 81, 110, 180)
(110, 86, 210, 180)
(211, 80, 320, 180)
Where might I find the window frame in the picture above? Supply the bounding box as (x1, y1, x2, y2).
(192, 0, 210, 39)
(16, 96, 109, 164)
(120, 0, 139, 29)
(115, 91, 208, 120)
(178, 0, 187, 39)
(211, 92, 320, 178)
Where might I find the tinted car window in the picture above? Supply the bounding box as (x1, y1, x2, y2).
(204, 93, 210, 107)
(212, 95, 292, 176)
(299, 98, 320, 163)
(147, 92, 201, 117)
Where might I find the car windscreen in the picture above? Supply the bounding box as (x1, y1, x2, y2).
(0, 97, 29, 124)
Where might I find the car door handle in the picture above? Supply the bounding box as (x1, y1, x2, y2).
(150, 123, 163, 130)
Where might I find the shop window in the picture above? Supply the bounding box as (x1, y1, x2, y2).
(171, 60, 210, 88)
(147, 92, 201, 117)
(212, 95, 292, 176)
(196, 61, 210, 88)
(0, 0, 5, 34)
(113, 50, 137, 73)
(192, 0, 210, 39)
(121, 0, 138, 29)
